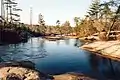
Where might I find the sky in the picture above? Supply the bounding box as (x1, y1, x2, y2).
(17, 0, 93, 26)
(1, 0, 93, 26)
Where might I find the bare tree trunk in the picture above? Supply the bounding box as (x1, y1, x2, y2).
(6, 4, 9, 23)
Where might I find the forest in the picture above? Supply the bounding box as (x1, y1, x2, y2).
(0, 0, 120, 42)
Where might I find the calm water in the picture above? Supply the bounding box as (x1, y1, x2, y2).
(0, 38, 120, 80)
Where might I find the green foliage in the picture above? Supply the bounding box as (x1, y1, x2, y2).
(56, 20, 62, 35)
(38, 13, 46, 35)
(61, 21, 72, 35)
(72, 0, 120, 39)
(74, 17, 81, 35)
(88, 0, 100, 19)
(77, 19, 97, 37)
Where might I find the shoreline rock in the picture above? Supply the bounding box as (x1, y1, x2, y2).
(81, 40, 120, 61)
(44, 36, 64, 41)
(54, 72, 95, 80)
(0, 61, 54, 80)
(0, 62, 95, 80)
(0, 67, 40, 80)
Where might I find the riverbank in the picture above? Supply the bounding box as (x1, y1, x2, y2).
(44, 36, 64, 41)
(0, 29, 30, 44)
(0, 28, 43, 44)
(43, 35, 79, 41)
(54, 73, 95, 80)
(65, 35, 79, 39)
(81, 40, 120, 61)
(0, 22, 46, 44)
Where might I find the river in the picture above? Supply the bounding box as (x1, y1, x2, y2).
(0, 37, 120, 80)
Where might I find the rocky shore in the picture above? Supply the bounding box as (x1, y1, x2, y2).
(0, 29, 43, 44)
(54, 73, 95, 80)
(81, 40, 120, 61)
(44, 36, 64, 41)
(0, 61, 95, 80)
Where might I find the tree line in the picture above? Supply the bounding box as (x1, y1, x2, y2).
(1, 0, 120, 40)
(74, 0, 120, 40)
(34, 0, 120, 39)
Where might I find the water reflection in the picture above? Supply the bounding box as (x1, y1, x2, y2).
(88, 52, 120, 80)
(56, 40, 60, 45)
(64, 39, 70, 45)
(88, 53, 100, 72)
(39, 39, 45, 48)
(0, 38, 48, 62)
(0, 57, 4, 62)
(74, 39, 81, 47)
(1, 38, 120, 80)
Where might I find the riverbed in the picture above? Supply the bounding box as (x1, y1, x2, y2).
(0, 37, 120, 80)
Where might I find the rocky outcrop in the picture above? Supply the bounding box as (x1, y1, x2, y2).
(0, 61, 54, 80)
(54, 73, 95, 80)
(0, 62, 95, 80)
(81, 41, 120, 61)
(0, 67, 40, 80)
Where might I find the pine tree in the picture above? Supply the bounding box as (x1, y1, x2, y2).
(38, 13, 46, 35)
(74, 17, 80, 35)
(56, 20, 61, 35)
(88, 0, 100, 20)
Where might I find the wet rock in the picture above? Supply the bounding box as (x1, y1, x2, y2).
(54, 73, 95, 80)
(18, 61, 35, 69)
(0, 62, 95, 80)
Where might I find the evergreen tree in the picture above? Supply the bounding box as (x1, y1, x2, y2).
(74, 17, 81, 35)
(56, 20, 61, 35)
(88, 0, 100, 20)
(38, 13, 46, 35)
(62, 21, 71, 35)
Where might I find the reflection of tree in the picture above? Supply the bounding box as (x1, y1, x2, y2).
(64, 39, 69, 45)
(88, 54, 117, 79)
(24, 38, 47, 61)
(74, 39, 80, 47)
(88, 54, 99, 72)
(39, 39, 45, 48)
(1, 38, 48, 62)
(24, 49, 47, 61)
(56, 40, 60, 45)
(101, 58, 117, 79)
(0, 57, 4, 62)
(108, 59, 116, 79)
(1, 47, 47, 61)
(111, 61, 120, 79)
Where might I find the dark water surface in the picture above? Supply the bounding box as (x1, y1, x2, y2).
(0, 38, 120, 80)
